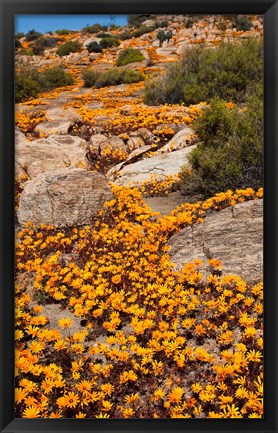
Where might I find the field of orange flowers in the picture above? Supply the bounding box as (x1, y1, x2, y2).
(15, 185, 263, 418)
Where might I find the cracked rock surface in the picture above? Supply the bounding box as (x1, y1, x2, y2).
(17, 168, 112, 227)
(167, 199, 263, 283)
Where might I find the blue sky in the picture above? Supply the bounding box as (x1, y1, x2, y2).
(15, 14, 128, 34)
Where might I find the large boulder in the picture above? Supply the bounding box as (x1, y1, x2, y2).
(168, 199, 263, 283)
(17, 168, 112, 227)
(108, 146, 196, 186)
(35, 108, 82, 136)
(89, 134, 126, 156)
(15, 135, 89, 180)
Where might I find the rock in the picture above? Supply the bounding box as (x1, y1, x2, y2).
(168, 199, 263, 283)
(126, 145, 153, 162)
(15, 135, 89, 180)
(17, 168, 112, 227)
(35, 108, 82, 136)
(89, 134, 126, 156)
(109, 146, 196, 185)
(126, 136, 145, 152)
(157, 127, 195, 152)
(45, 107, 82, 123)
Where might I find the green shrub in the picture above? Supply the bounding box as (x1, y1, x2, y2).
(56, 29, 70, 35)
(56, 41, 82, 56)
(233, 16, 252, 31)
(37, 66, 74, 90)
(132, 26, 154, 38)
(109, 24, 120, 30)
(185, 18, 194, 28)
(99, 37, 120, 49)
(82, 23, 105, 34)
(15, 39, 22, 49)
(179, 97, 263, 197)
(127, 15, 150, 27)
(25, 29, 42, 42)
(32, 37, 58, 55)
(15, 73, 41, 102)
(16, 32, 25, 39)
(157, 30, 172, 45)
(144, 40, 263, 105)
(118, 31, 133, 40)
(82, 68, 144, 88)
(96, 32, 113, 38)
(116, 48, 144, 66)
(19, 49, 34, 56)
(155, 20, 168, 28)
(87, 41, 103, 53)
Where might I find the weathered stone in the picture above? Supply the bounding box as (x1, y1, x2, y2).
(89, 134, 126, 156)
(17, 168, 112, 227)
(108, 146, 196, 185)
(168, 199, 263, 283)
(16, 135, 89, 179)
(157, 127, 195, 152)
(126, 136, 145, 152)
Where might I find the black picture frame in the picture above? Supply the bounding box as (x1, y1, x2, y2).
(0, 0, 277, 432)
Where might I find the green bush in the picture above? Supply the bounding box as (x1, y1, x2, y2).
(37, 66, 74, 90)
(127, 15, 150, 27)
(56, 41, 82, 56)
(87, 41, 103, 53)
(155, 20, 168, 28)
(132, 26, 154, 38)
(185, 18, 194, 28)
(144, 39, 263, 105)
(157, 30, 172, 45)
(82, 68, 144, 88)
(32, 37, 58, 55)
(56, 29, 70, 35)
(15, 66, 74, 102)
(118, 31, 133, 40)
(233, 16, 252, 31)
(15, 73, 41, 102)
(16, 32, 25, 39)
(19, 49, 34, 56)
(25, 29, 42, 42)
(99, 37, 120, 49)
(179, 97, 263, 197)
(82, 23, 105, 34)
(15, 39, 22, 49)
(96, 32, 113, 38)
(116, 48, 144, 66)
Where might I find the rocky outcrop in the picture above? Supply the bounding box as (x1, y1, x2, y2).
(89, 134, 126, 156)
(108, 146, 196, 185)
(35, 108, 82, 136)
(168, 199, 263, 283)
(157, 127, 195, 153)
(17, 168, 112, 227)
(15, 135, 89, 179)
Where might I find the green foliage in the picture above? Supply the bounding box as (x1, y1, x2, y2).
(179, 97, 263, 197)
(31, 37, 58, 55)
(15, 66, 74, 102)
(132, 26, 154, 38)
(19, 49, 34, 56)
(118, 31, 133, 40)
(157, 30, 173, 45)
(37, 66, 74, 90)
(82, 68, 144, 88)
(233, 16, 252, 31)
(185, 18, 194, 28)
(155, 20, 168, 28)
(55, 29, 70, 35)
(116, 48, 144, 66)
(109, 24, 120, 30)
(25, 29, 42, 42)
(87, 41, 102, 53)
(82, 23, 105, 34)
(144, 40, 263, 105)
(15, 39, 22, 49)
(96, 32, 113, 38)
(15, 72, 41, 102)
(99, 37, 120, 49)
(56, 41, 82, 56)
(127, 15, 150, 27)
(16, 32, 25, 39)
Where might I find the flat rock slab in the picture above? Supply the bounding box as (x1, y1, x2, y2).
(16, 134, 89, 180)
(167, 199, 263, 283)
(17, 168, 112, 228)
(109, 146, 196, 186)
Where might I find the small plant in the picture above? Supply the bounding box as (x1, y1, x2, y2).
(25, 29, 42, 42)
(155, 20, 168, 28)
(15, 39, 22, 49)
(157, 30, 172, 45)
(38, 66, 74, 90)
(15, 72, 41, 102)
(233, 16, 252, 31)
(99, 37, 120, 49)
(132, 26, 154, 38)
(185, 18, 194, 28)
(56, 41, 82, 56)
(127, 14, 150, 27)
(55, 29, 70, 35)
(118, 31, 133, 40)
(116, 48, 144, 66)
(87, 41, 103, 53)
(82, 68, 144, 88)
(82, 23, 105, 34)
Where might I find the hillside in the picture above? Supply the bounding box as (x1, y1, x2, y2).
(15, 14, 263, 419)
